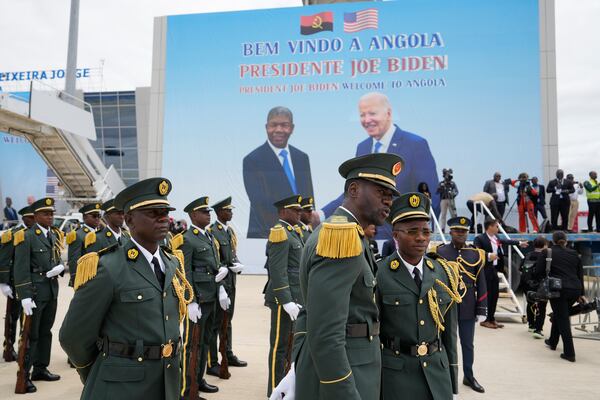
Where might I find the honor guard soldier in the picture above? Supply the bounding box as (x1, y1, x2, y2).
(377, 193, 462, 400)
(177, 196, 227, 397)
(264, 195, 304, 397)
(298, 196, 314, 241)
(14, 198, 65, 392)
(94, 199, 129, 248)
(207, 196, 247, 376)
(435, 217, 487, 393)
(0, 206, 35, 361)
(59, 178, 193, 400)
(272, 154, 402, 400)
(66, 203, 102, 286)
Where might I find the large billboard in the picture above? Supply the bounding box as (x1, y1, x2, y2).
(162, 0, 543, 270)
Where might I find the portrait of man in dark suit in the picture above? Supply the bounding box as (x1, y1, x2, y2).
(243, 107, 314, 238)
(321, 92, 439, 239)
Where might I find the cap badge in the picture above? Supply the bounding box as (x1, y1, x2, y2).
(297, 196, 302, 203)
(158, 180, 169, 196)
(409, 194, 420, 208)
(460, 218, 466, 225)
(45, 198, 52, 206)
(309, 198, 313, 204)
(96, 204, 100, 209)
(392, 162, 402, 176)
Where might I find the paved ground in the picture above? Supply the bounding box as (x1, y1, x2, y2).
(1, 275, 599, 399)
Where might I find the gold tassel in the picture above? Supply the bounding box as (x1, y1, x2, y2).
(66, 230, 77, 245)
(294, 225, 304, 238)
(171, 249, 194, 322)
(74, 252, 100, 291)
(268, 226, 287, 243)
(170, 233, 184, 251)
(13, 229, 25, 246)
(84, 231, 96, 249)
(316, 222, 362, 259)
(1, 229, 12, 244)
(230, 227, 238, 252)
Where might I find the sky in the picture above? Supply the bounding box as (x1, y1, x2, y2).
(0, 0, 597, 180)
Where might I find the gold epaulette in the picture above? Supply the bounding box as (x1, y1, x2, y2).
(13, 229, 25, 246)
(84, 231, 97, 248)
(74, 252, 99, 291)
(316, 217, 362, 259)
(268, 225, 287, 243)
(170, 233, 184, 250)
(66, 230, 77, 245)
(1, 230, 12, 244)
(230, 227, 238, 251)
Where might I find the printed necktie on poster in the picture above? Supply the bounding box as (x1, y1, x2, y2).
(373, 141, 383, 153)
(279, 149, 297, 193)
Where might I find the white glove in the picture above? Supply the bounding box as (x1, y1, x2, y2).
(219, 286, 231, 311)
(283, 302, 302, 321)
(269, 363, 295, 400)
(215, 266, 229, 283)
(0, 283, 13, 299)
(228, 262, 245, 273)
(46, 264, 65, 278)
(187, 302, 202, 323)
(477, 315, 487, 323)
(453, 395, 458, 400)
(21, 298, 37, 316)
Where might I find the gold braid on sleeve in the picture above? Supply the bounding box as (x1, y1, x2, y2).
(172, 249, 194, 322)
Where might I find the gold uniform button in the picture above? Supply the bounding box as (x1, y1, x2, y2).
(419, 299, 424, 304)
(395, 301, 399, 305)
(369, 335, 373, 341)
(420, 320, 425, 326)
(137, 295, 143, 300)
(167, 363, 171, 368)
(423, 362, 428, 367)
(137, 357, 143, 362)
(163, 292, 167, 298)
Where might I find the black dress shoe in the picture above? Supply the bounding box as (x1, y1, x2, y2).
(31, 369, 61, 381)
(206, 364, 221, 377)
(227, 355, 248, 367)
(544, 339, 556, 350)
(199, 379, 219, 393)
(3, 348, 17, 362)
(25, 379, 37, 393)
(560, 353, 576, 362)
(463, 377, 485, 393)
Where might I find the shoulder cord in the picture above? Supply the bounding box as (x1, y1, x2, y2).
(172, 249, 195, 322)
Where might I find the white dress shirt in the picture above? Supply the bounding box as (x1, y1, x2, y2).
(267, 140, 295, 179)
(486, 233, 499, 266)
(129, 237, 165, 273)
(106, 225, 122, 241)
(494, 182, 506, 203)
(190, 224, 208, 237)
(216, 220, 229, 232)
(37, 223, 49, 237)
(371, 123, 396, 153)
(398, 252, 424, 280)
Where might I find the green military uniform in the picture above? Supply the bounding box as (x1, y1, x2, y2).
(264, 195, 305, 396)
(0, 206, 32, 360)
(208, 196, 243, 369)
(59, 178, 192, 400)
(298, 196, 315, 242)
(177, 196, 220, 396)
(66, 203, 101, 287)
(14, 198, 64, 379)
(376, 193, 461, 400)
(93, 199, 130, 249)
(295, 154, 403, 400)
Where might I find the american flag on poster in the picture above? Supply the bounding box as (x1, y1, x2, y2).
(343, 8, 379, 33)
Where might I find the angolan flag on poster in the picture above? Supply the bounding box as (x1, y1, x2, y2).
(300, 11, 333, 35)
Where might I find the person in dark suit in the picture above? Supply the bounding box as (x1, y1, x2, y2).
(546, 169, 575, 231)
(531, 176, 547, 221)
(534, 231, 585, 362)
(473, 218, 528, 329)
(381, 238, 396, 258)
(3, 197, 18, 228)
(243, 107, 314, 238)
(320, 92, 439, 240)
(483, 172, 510, 218)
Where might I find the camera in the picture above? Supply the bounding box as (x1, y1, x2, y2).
(442, 168, 453, 181)
(526, 276, 562, 302)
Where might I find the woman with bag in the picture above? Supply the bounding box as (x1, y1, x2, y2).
(534, 231, 585, 362)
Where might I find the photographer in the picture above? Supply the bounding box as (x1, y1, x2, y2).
(437, 168, 458, 231)
(534, 231, 585, 362)
(511, 172, 539, 233)
(521, 236, 548, 338)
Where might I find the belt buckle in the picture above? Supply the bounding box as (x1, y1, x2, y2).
(417, 343, 428, 357)
(161, 340, 173, 358)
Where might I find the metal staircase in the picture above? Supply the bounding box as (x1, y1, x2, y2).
(0, 82, 125, 201)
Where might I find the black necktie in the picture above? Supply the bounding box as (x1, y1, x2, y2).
(151, 257, 165, 288)
(413, 268, 422, 290)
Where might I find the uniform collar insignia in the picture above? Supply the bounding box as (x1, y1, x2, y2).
(127, 248, 139, 261)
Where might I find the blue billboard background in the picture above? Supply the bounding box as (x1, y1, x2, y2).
(162, 0, 542, 270)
